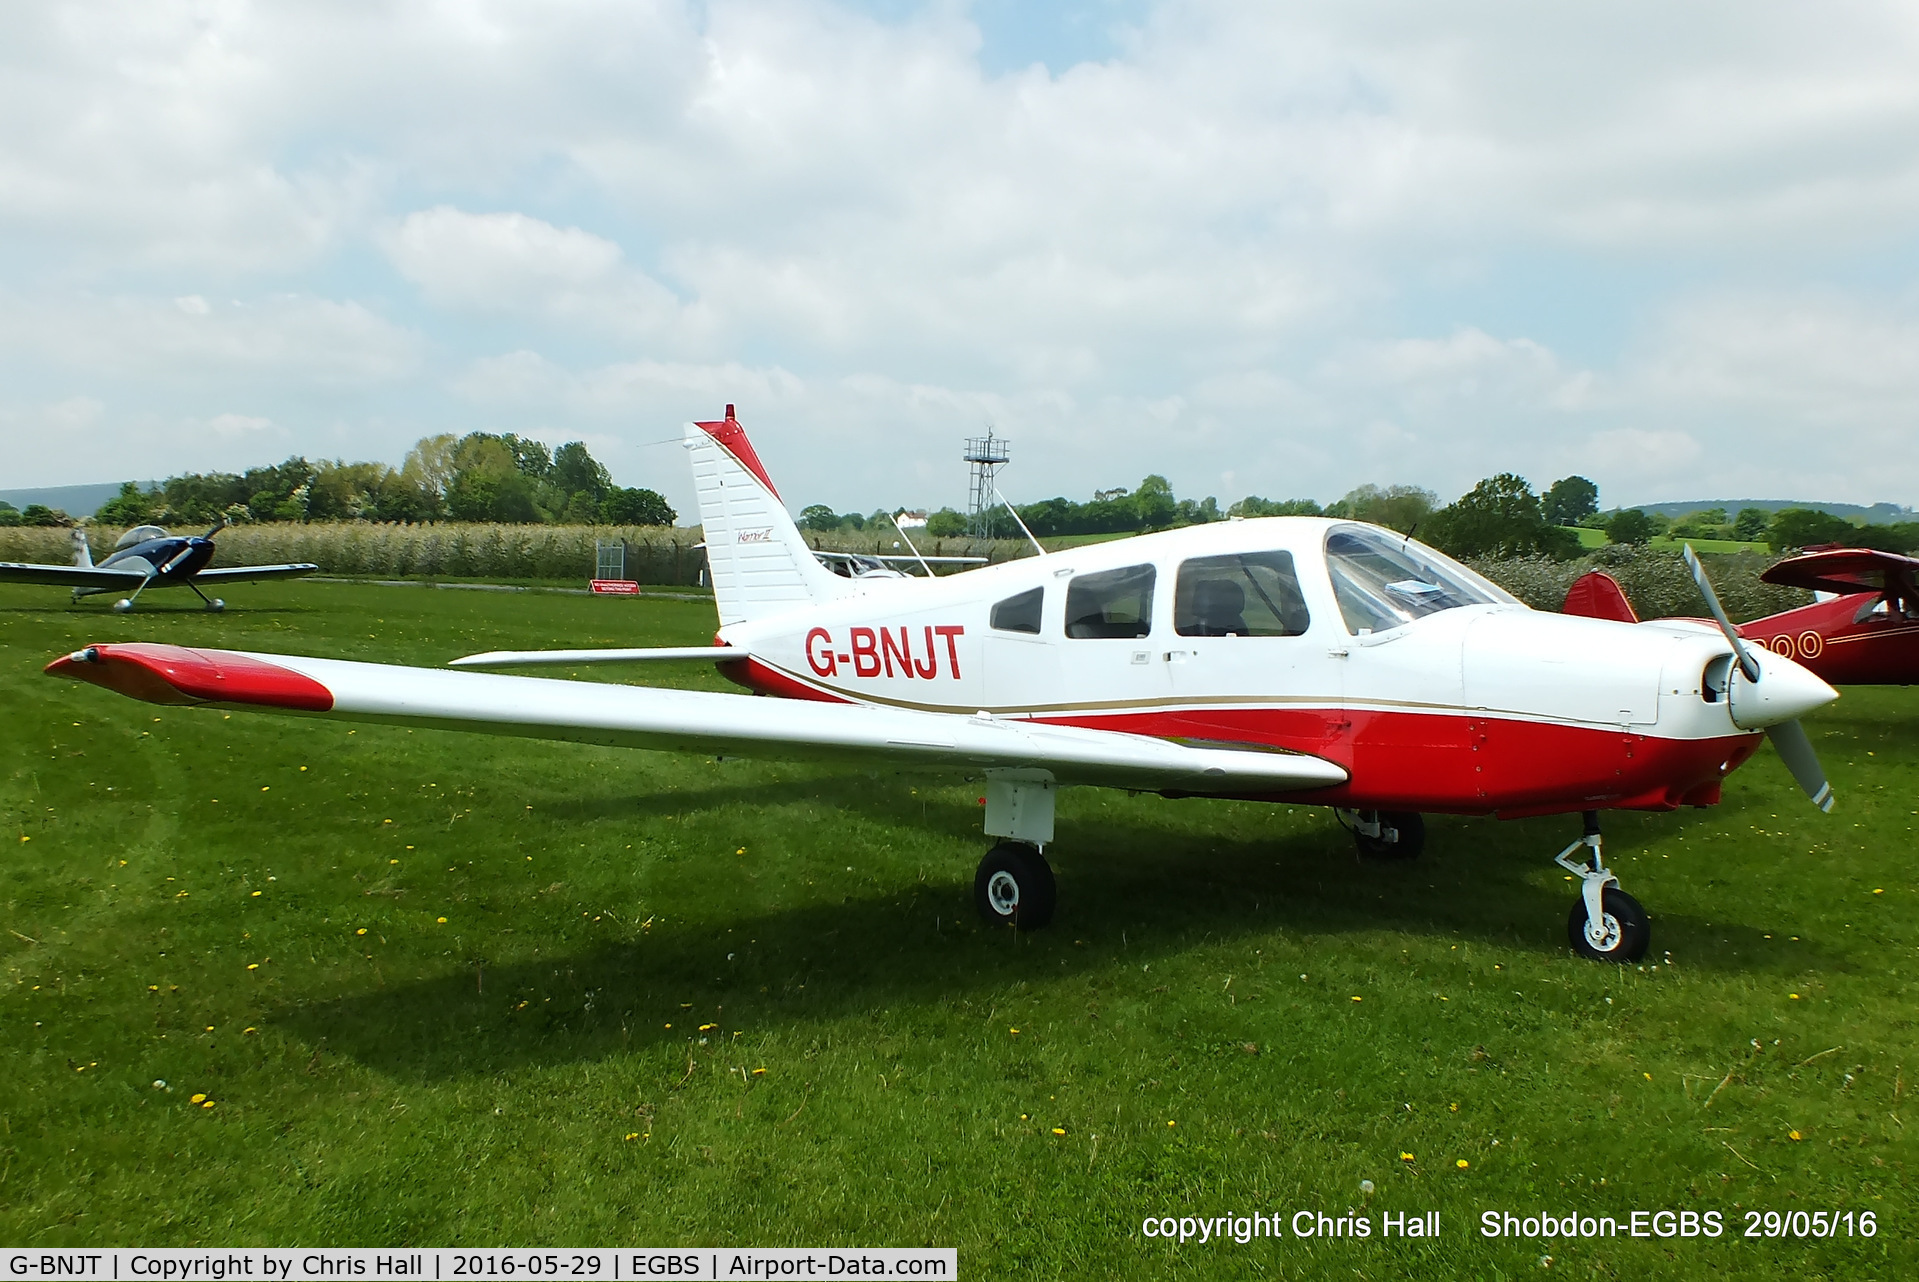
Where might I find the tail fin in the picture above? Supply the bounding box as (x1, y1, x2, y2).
(686, 406, 852, 627)
(1562, 571, 1639, 623)
(72, 528, 93, 569)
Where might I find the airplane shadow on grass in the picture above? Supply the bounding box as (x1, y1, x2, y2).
(275, 783, 1843, 1082)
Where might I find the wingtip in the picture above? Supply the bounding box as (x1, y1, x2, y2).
(43, 642, 333, 711)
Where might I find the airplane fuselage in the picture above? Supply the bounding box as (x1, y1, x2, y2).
(72, 536, 217, 597)
(1737, 592, 1919, 685)
(715, 518, 1807, 819)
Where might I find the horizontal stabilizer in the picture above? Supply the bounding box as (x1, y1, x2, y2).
(48, 642, 1348, 795)
(451, 646, 744, 668)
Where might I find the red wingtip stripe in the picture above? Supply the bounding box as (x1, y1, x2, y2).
(45, 643, 333, 712)
(694, 405, 782, 500)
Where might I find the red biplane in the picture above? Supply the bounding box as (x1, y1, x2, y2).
(1564, 547, 1919, 686)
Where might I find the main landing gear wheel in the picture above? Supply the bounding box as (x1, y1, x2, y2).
(1341, 809, 1426, 859)
(974, 841, 1056, 930)
(205, 598, 225, 613)
(1555, 810, 1651, 963)
(1568, 887, 1650, 963)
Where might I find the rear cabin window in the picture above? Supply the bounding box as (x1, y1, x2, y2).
(991, 587, 1043, 634)
(1065, 565, 1156, 639)
(1174, 551, 1310, 636)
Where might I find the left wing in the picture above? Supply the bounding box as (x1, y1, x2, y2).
(0, 561, 149, 588)
(193, 563, 319, 584)
(46, 642, 1347, 795)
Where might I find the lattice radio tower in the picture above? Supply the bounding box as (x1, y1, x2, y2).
(963, 430, 1010, 540)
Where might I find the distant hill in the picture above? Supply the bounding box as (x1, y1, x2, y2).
(0, 482, 148, 519)
(1624, 499, 1916, 524)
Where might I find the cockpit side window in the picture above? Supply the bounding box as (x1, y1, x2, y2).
(1065, 565, 1156, 639)
(1174, 551, 1310, 636)
(991, 586, 1043, 634)
(1324, 524, 1517, 635)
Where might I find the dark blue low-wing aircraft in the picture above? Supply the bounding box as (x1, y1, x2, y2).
(0, 524, 316, 611)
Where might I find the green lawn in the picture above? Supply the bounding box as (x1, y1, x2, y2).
(1563, 527, 1769, 555)
(1, 581, 1910, 1275)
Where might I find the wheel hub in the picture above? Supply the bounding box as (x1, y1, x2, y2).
(986, 869, 1020, 916)
(1584, 912, 1621, 951)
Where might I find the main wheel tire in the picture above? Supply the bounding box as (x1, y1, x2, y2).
(1353, 810, 1425, 859)
(1568, 887, 1650, 962)
(974, 842, 1057, 930)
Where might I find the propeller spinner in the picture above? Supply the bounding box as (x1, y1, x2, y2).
(1684, 544, 1837, 811)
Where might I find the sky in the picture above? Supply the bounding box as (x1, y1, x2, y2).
(4, 0, 1919, 520)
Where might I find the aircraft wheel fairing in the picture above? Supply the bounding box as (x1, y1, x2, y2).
(975, 841, 1056, 930)
(1352, 810, 1425, 859)
(1568, 887, 1649, 963)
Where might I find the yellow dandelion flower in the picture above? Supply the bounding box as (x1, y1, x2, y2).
(437, 917, 447, 924)
(1051, 1128, 1066, 1136)
(201, 1100, 214, 1109)
(250, 891, 261, 897)
(699, 1023, 716, 1031)
(751, 1068, 766, 1076)
(299, 766, 307, 772)
(261, 786, 269, 792)
(356, 928, 368, 935)
(204, 1025, 214, 1032)
(243, 1027, 257, 1035)
(663, 1023, 671, 1028)
(1351, 996, 1362, 1002)
(1456, 1160, 1469, 1169)
(1449, 1103, 1459, 1112)
(1400, 1152, 1415, 1162)
(624, 1132, 639, 1141)
(1644, 1072, 1653, 1080)
(736, 848, 746, 855)
(148, 985, 158, 992)
(389, 859, 399, 865)
(1789, 1130, 1802, 1141)
(1790, 993, 1800, 1000)
(1009, 1027, 1020, 1035)
(247, 963, 259, 971)
(191, 1093, 207, 1103)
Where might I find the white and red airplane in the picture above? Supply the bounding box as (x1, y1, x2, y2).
(46, 407, 1841, 962)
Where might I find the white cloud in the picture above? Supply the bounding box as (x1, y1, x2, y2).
(385, 207, 685, 338)
(3, 1, 1919, 504)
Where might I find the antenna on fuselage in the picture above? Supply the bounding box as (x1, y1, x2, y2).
(995, 487, 1046, 558)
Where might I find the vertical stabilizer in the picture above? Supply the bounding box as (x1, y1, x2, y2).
(1562, 571, 1639, 623)
(687, 406, 852, 626)
(71, 528, 93, 568)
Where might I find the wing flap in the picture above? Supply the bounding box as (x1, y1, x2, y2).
(0, 562, 148, 588)
(47, 643, 1347, 794)
(450, 646, 743, 668)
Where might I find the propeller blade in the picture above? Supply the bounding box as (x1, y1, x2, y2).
(1683, 544, 1761, 682)
(1765, 719, 1835, 812)
(202, 518, 227, 540)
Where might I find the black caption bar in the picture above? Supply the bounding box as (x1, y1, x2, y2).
(1, 1251, 957, 1281)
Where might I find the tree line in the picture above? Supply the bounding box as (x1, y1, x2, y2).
(46, 434, 677, 531)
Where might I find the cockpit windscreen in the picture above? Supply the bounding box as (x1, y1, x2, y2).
(1324, 524, 1517, 634)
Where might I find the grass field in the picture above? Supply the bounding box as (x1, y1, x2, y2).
(1, 580, 1911, 1276)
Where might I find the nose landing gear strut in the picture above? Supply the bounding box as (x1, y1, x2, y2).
(1556, 811, 1650, 962)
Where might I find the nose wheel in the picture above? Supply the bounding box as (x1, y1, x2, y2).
(974, 841, 1056, 930)
(1556, 811, 1650, 962)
